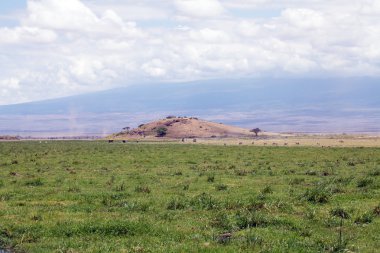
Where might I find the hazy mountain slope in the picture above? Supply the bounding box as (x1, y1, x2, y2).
(0, 78, 379, 136)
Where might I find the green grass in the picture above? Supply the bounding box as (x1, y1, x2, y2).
(0, 141, 379, 252)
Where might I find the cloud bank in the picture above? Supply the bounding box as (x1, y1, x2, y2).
(0, 0, 379, 105)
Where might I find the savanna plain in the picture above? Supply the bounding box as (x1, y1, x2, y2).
(0, 141, 379, 252)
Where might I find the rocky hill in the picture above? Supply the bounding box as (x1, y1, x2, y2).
(113, 117, 256, 139)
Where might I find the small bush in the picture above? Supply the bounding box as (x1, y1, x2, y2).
(215, 184, 228, 191)
(330, 207, 350, 219)
(357, 178, 373, 188)
(190, 193, 218, 210)
(167, 198, 187, 210)
(235, 210, 270, 229)
(235, 170, 248, 176)
(115, 182, 126, 192)
(0, 193, 12, 202)
(207, 175, 215, 183)
(156, 127, 167, 137)
(305, 170, 317, 176)
(290, 178, 305, 185)
(305, 207, 317, 220)
(211, 211, 233, 230)
(135, 185, 151, 194)
(25, 178, 43, 187)
(261, 186, 273, 194)
(245, 232, 264, 247)
(355, 212, 374, 224)
(68, 186, 81, 193)
(373, 204, 380, 216)
(246, 198, 266, 211)
(368, 168, 380, 177)
(303, 186, 331, 204)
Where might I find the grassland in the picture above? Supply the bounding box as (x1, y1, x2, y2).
(0, 141, 379, 253)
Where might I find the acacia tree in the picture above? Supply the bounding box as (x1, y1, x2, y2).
(250, 128, 262, 137)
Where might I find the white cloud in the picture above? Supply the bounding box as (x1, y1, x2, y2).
(0, 26, 57, 44)
(0, 0, 379, 105)
(26, 0, 98, 31)
(175, 0, 225, 18)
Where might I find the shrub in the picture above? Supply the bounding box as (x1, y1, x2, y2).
(134, 185, 151, 194)
(215, 184, 228, 191)
(25, 178, 43, 187)
(303, 186, 331, 204)
(246, 198, 266, 211)
(211, 211, 233, 230)
(156, 127, 167, 137)
(167, 198, 187, 210)
(235, 210, 270, 229)
(190, 193, 218, 210)
(330, 207, 350, 219)
(305, 170, 317, 176)
(290, 178, 305, 185)
(235, 170, 248, 176)
(357, 178, 373, 188)
(261, 186, 273, 194)
(207, 175, 215, 183)
(368, 168, 380, 177)
(355, 212, 374, 224)
(115, 182, 126, 192)
(373, 204, 380, 216)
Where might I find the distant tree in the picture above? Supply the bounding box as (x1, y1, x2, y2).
(156, 127, 168, 137)
(122, 127, 130, 132)
(166, 115, 176, 119)
(250, 128, 262, 137)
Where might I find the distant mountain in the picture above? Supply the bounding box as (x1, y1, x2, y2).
(0, 78, 379, 136)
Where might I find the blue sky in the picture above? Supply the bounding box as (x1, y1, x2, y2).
(0, 0, 26, 26)
(0, 0, 379, 105)
(0, 0, 26, 13)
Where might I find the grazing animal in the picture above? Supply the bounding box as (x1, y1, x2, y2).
(264, 143, 267, 146)
(193, 139, 197, 143)
(122, 140, 127, 143)
(296, 142, 300, 145)
(284, 143, 288, 146)
(239, 142, 243, 145)
(181, 138, 185, 142)
(252, 142, 254, 145)
(224, 143, 227, 146)
(108, 140, 114, 143)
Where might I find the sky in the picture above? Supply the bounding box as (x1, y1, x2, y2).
(0, 0, 379, 105)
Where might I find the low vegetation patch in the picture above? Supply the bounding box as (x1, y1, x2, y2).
(0, 142, 378, 252)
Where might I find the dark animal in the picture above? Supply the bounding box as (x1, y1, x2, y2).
(108, 140, 114, 143)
